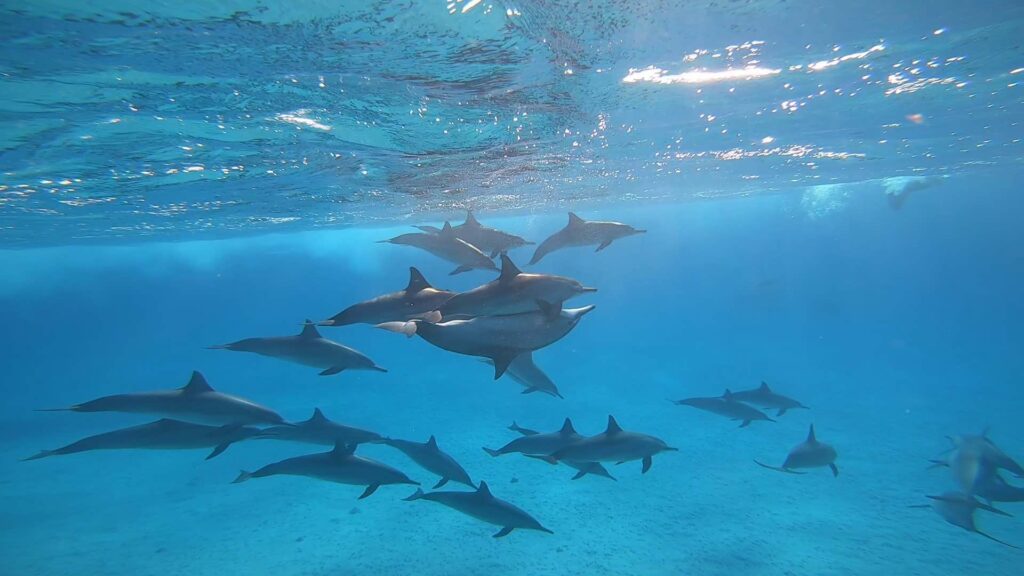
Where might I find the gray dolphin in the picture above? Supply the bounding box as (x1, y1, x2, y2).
(440, 254, 595, 318)
(495, 418, 616, 481)
(379, 222, 498, 275)
(403, 480, 553, 538)
(529, 212, 645, 265)
(209, 321, 386, 376)
(975, 471, 1024, 503)
(909, 491, 1018, 548)
(417, 211, 533, 258)
(481, 351, 563, 398)
(319, 267, 453, 327)
(755, 424, 839, 476)
(37, 371, 286, 426)
(232, 442, 419, 499)
(257, 408, 383, 446)
(21, 419, 262, 461)
(378, 302, 594, 379)
(728, 381, 809, 417)
(929, 430, 1024, 494)
(383, 435, 474, 489)
(671, 390, 776, 427)
(538, 415, 677, 474)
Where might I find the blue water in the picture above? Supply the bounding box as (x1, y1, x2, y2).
(2, 1, 1024, 575)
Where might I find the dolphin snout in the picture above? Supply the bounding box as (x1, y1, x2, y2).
(206, 344, 232, 350)
(580, 286, 598, 293)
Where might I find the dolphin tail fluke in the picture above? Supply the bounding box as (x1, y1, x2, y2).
(20, 450, 55, 462)
(482, 447, 502, 457)
(753, 460, 805, 475)
(232, 470, 253, 484)
(376, 321, 418, 337)
(450, 265, 474, 275)
(402, 488, 425, 501)
(206, 442, 234, 460)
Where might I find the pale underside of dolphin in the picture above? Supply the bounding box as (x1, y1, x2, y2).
(403, 480, 553, 538)
(416, 211, 533, 258)
(529, 212, 645, 265)
(379, 222, 498, 275)
(319, 267, 453, 327)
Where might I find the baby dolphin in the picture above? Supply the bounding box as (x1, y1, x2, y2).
(383, 435, 474, 489)
(37, 371, 286, 426)
(232, 441, 418, 499)
(22, 419, 261, 461)
(418, 211, 533, 258)
(209, 321, 386, 376)
(403, 481, 553, 538)
(671, 390, 776, 427)
(496, 418, 616, 481)
(538, 415, 677, 474)
(440, 254, 596, 318)
(481, 351, 563, 398)
(728, 381, 809, 417)
(379, 223, 498, 275)
(319, 267, 453, 327)
(529, 212, 645, 265)
(910, 492, 1018, 548)
(257, 408, 383, 446)
(754, 424, 839, 476)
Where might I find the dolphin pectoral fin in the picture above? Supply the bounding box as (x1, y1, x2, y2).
(232, 470, 253, 484)
(976, 530, 1020, 549)
(927, 459, 950, 469)
(829, 463, 839, 477)
(754, 460, 805, 475)
(450, 265, 474, 275)
(976, 501, 1012, 517)
(206, 442, 233, 460)
(595, 239, 613, 252)
(319, 367, 345, 376)
(403, 488, 425, 501)
(739, 420, 751, 428)
(642, 455, 653, 474)
(777, 408, 788, 417)
(571, 470, 587, 480)
(493, 526, 514, 538)
(433, 477, 450, 489)
(490, 351, 520, 380)
(358, 484, 380, 499)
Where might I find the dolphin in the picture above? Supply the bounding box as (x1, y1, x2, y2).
(383, 435, 474, 489)
(379, 222, 498, 275)
(670, 390, 776, 427)
(948, 431, 1024, 478)
(930, 430, 1024, 494)
(417, 211, 533, 258)
(727, 382, 809, 417)
(377, 302, 595, 379)
(537, 415, 677, 474)
(909, 491, 1018, 548)
(508, 421, 540, 436)
(529, 212, 645, 265)
(439, 254, 596, 318)
(319, 267, 453, 327)
(975, 471, 1024, 503)
(257, 408, 383, 446)
(209, 321, 386, 376)
(21, 419, 262, 461)
(232, 442, 419, 499)
(403, 481, 553, 538)
(754, 424, 839, 476)
(481, 351, 563, 398)
(495, 418, 616, 481)
(37, 371, 286, 426)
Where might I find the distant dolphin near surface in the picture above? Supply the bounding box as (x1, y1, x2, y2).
(417, 211, 533, 258)
(319, 267, 453, 327)
(481, 351, 563, 398)
(537, 415, 677, 474)
(909, 491, 1019, 548)
(671, 390, 776, 427)
(22, 419, 262, 461)
(383, 435, 474, 489)
(37, 371, 287, 426)
(209, 321, 386, 376)
(727, 382, 809, 417)
(379, 222, 498, 275)
(529, 212, 645, 265)
(403, 480, 553, 538)
(755, 424, 839, 476)
(257, 408, 383, 446)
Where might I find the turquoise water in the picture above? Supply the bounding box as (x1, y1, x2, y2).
(2, 2, 1024, 575)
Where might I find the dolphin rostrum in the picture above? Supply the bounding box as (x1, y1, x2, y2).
(379, 222, 498, 275)
(403, 480, 553, 538)
(439, 254, 595, 318)
(909, 491, 1018, 548)
(754, 424, 839, 476)
(232, 442, 419, 499)
(209, 321, 386, 376)
(257, 408, 383, 446)
(377, 302, 595, 379)
(493, 418, 616, 481)
(383, 435, 474, 489)
(37, 371, 286, 426)
(536, 415, 677, 474)
(21, 419, 262, 461)
(529, 212, 645, 265)
(727, 381, 809, 417)
(319, 267, 453, 327)
(417, 211, 533, 258)
(671, 390, 776, 427)
(481, 351, 563, 398)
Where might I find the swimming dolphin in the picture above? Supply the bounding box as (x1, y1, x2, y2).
(496, 419, 616, 481)
(37, 371, 286, 426)
(319, 267, 453, 327)
(537, 415, 677, 474)
(209, 321, 386, 376)
(481, 351, 563, 398)
(754, 424, 839, 476)
(377, 302, 594, 379)
(383, 435, 474, 489)
(529, 212, 645, 265)
(379, 223, 498, 275)
(417, 211, 533, 258)
(727, 382, 809, 417)
(403, 480, 553, 538)
(232, 442, 418, 499)
(21, 419, 262, 461)
(257, 408, 383, 446)
(670, 390, 776, 427)
(909, 491, 1018, 548)
(508, 421, 540, 436)
(439, 254, 595, 318)
(930, 430, 1024, 494)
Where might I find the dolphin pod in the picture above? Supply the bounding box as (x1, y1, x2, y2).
(379, 222, 498, 275)
(529, 212, 645, 265)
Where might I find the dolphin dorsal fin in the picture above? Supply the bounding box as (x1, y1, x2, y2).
(477, 481, 493, 497)
(807, 424, 817, 443)
(427, 435, 438, 449)
(182, 371, 214, 394)
(441, 221, 454, 235)
(568, 212, 585, 227)
(560, 418, 577, 435)
(498, 253, 522, 282)
(464, 210, 480, 227)
(760, 381, 771, 392)
(332, 441, 356, 457)
(310, 408, 328, 423)
(723, 389, 734, 400)
(606, 415, 623, 435)
(406, 267, 432, 293)
(300, 321, 321, 339)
